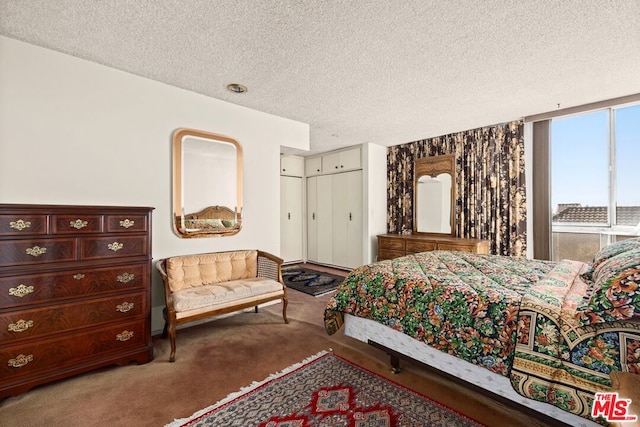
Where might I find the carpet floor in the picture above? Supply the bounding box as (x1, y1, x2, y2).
(0, 288, 556, 427)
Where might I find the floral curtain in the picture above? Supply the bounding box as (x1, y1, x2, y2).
(387, 121, 526, 256)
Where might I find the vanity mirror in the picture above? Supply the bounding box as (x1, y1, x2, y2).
(413, 154, 455, 235)
(172, 128, 243, 238)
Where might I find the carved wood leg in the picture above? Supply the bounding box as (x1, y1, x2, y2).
(282, 297, 289, 324)
(168, 322, 177, 363)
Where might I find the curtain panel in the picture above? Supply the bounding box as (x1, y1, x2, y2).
(387, 121, 526, 256)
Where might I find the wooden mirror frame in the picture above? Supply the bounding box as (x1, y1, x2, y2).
(413, 154, 456, 236)
(172, 128, 243, 238)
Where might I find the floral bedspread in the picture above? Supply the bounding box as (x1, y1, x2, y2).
(325, 251, 555, 376)
(324, 251, 640, 423)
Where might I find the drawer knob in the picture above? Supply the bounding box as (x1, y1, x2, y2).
(117, 273, 135, 283)
(8, 354, 33, 368)
(73, 273, 85, 280)
(26, 246, 47, 257)
(8, 319, 34, 333)
(108, 242, 124, 252)
(116, 330, 134, 342)
(119, 219, 135, 229)
(70, 219, 88, 229)
(9, 284, 35, 298)
(9, 219, 31, 231)
(116, 302, 134, 313)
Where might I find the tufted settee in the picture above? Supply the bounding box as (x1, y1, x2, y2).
(156, 250, 288, 362)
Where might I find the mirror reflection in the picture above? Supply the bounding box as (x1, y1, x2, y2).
(416, 173, 452, 233)
(172, 128, 243, 238)
(413, 154, 455, 235)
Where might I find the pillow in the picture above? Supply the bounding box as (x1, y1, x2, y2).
(581, 237, 640, 281)
(577, 247, 640, 325)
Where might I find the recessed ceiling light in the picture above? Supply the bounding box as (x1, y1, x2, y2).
(227, 83, 247, 94)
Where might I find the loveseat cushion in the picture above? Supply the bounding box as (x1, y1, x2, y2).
(166, 250, 258, 292)
(172, 277, 284, 315)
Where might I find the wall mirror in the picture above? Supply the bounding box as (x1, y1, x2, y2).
(172, 128, 243, 238)
(413, 154, 455, 235)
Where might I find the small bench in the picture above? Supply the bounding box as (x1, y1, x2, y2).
(156, 249, 288, 362)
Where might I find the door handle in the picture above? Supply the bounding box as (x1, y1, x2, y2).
(349, 212, 352, 221)
(312, 212, 315, 220)
(288, 212, 291, 220)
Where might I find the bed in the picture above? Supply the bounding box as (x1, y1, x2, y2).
(325, 238, 640, 426)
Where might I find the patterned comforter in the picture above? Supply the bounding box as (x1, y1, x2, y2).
(324, 251, 640, 423)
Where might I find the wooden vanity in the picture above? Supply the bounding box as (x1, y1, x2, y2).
(377, 233, 490, 261)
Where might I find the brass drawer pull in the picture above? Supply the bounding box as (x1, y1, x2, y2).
(73, 273, 85, 280)
(8, 319, 34, 333)
(9, 284, 35, 298)
(119, 219, 135, 229)
(26, 246, 47, 257)
(70, 219, 88, 229)
(116, 331, 134, 342)
(116, 302, 134, 313)
(8, 354, 33, 368)
(117, 272, 135, 283)
(9, 219, 31, 231)
(108, 242, 123, 252)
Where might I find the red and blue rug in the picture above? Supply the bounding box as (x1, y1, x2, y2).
(166, 350, 484, 427)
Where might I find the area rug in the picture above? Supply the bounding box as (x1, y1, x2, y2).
(165, 350, 484, 427)
(281, 266, 346, 296)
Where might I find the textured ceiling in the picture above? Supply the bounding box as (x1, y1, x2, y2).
(2, 1, 640, 155)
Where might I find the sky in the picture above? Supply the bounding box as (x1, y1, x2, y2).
(551, 103, 640, 213)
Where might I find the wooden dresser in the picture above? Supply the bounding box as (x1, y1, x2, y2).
(0, 204, 154, 400)
(377, 233, 490, 261)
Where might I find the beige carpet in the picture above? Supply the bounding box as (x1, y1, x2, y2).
(1, 289, 554, 427)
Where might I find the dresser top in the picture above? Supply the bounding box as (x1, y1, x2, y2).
(0, 204, 154, 213)
(378, 233, 488, 244)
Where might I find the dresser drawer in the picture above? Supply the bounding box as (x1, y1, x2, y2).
(0, 320, 147, 380)
(437, 243, 474, 252)
(106, 214, 148, 233)
(1, 292, 146, 343)
(406, 240, 437, 253)
(0, 263, 148, 308)
(0, 215, 47, 237)
(52, 215, 102, 234)
(81, 235, 148, 260)
(0, 238, 76, 267)
(378, 249, 405, 261)
(378, 237, 405, 251)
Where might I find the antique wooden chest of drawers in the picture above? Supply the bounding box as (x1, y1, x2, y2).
(0, 204, 154, 400)
(377, 233, 490, 261)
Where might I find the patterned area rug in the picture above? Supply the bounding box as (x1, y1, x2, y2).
(165, 351, 484, 427)
(281, 266, 345, 296)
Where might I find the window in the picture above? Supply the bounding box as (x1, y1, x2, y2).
(550, 104, 640, 262)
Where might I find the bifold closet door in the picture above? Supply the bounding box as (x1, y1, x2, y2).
(280, 176, 303, 263)
(306, 176, 318, 262)
(332, 170, 363, 269)
(316, 175, 333, 264)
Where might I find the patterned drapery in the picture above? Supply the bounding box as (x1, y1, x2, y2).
(387, 121, 526, 256)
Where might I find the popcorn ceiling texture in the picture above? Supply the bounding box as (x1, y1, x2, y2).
(1, 0, 639, 154)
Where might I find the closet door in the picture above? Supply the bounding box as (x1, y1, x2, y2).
(316, 175, 333, 264)
(280, 176, 303, 263)
(332, 170, 363, 269)
(306, 177, 318, 262)
(346, 170, 363, 268)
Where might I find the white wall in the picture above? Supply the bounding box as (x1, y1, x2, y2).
(363, 143, 388, 263)
(0, 36, 309, 332)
